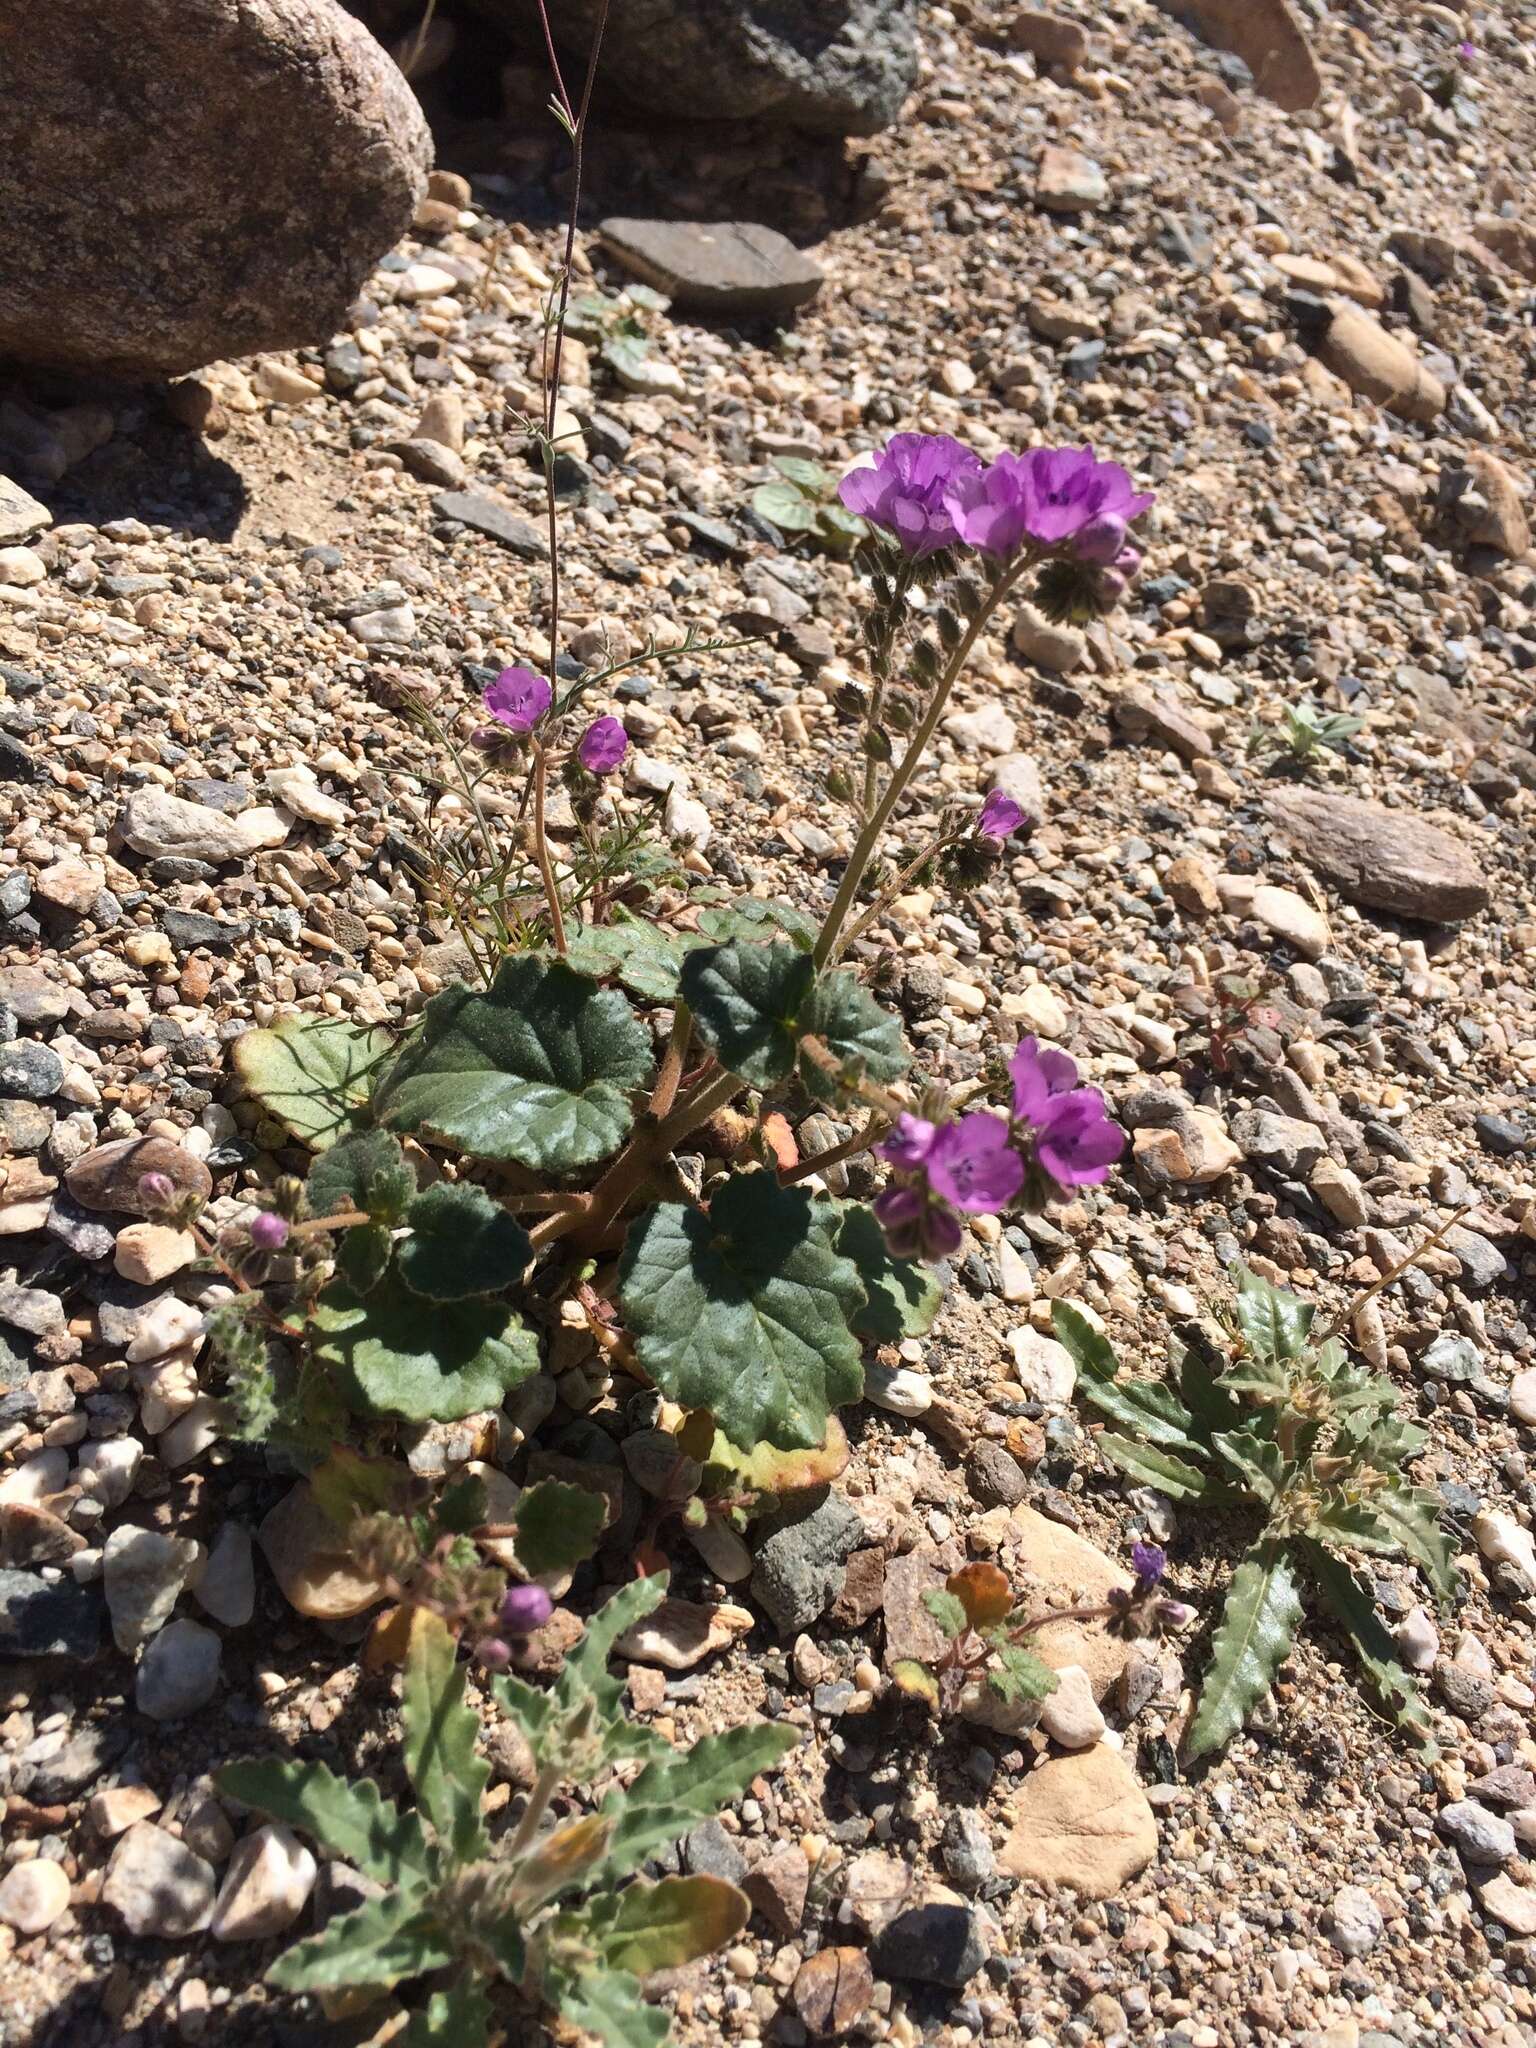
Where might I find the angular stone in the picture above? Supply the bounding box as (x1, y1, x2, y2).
(1113, 687, 1214, 760)
(601, 219, 823, 318)
(999, 1746, 1157, 1897)
(102, 1823, 215, 1938)
(794, 1947, 875, 2038)
(745, 1844, 810, 1937)
(196, 1522, 256, 1627)
(871, 1899, 989, 1987)
(1442, 450, 1531, 559)
(1150, 0, 1320, 111)
(1008, 10, 1088, 70)
(0, 476, 53, 546)
(1036, 145, 1107, 213)
(1318, 302, 1446, 423)
(0, 1568, 102, 1660)
(544, 0, 918, 135)
(612, 1596, 752, 1669)
(118, 788, 288, 864)
(750, 1491, 863, 1634)
(210, 1824, 317, 1941)
(0, 0, 429, 377)
(66, 1134, 212, 1216)
(1251, 884, 1329, 960)
(432, 489, 546, 557)
(1265, 788, 1488, 923)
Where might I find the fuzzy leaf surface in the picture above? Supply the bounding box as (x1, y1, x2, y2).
(1096, 1433, 1209, 1499)
(566, 915, 708, 1004)
(679, 940, 813, 1088)
(1053, 1303, 1205, 1452)
(1212, 1429, 1287, 1506)
(513, 1478, 607, 1578)
(1302, 1540, 1437, 1751)
(397, 1181, 532, 1301)
(598, 1722, 799, 1882)
(374, 955, 652, 1172)
(989, 1643, 1060, 1705)
(216, 1758, 430, 1887)
(553, 1969, 670, 2048)
(835, 1202, 944, 1341)
(307, 1128, 416, 1224)
(403, 1609, 489, 1863)
(1186, 1541, 1303, 1761)
(797, 969, 909, 1102)
(591, 1877, 749, 1976)
(400, 1981, 492, 2048)
(266, 1890, 450, 1994)
(232, 1015, 394, 1150)
(1230, 1263, 1315, 1362)
(618, 1172, 867, 1451)
(310, 1276, 540, 1422)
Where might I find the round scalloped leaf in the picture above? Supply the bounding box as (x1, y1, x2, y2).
(311, 1275, 541, 1422)
(372, 955, 652, 1173)
(679, 941, 814, 1090)
(564, 917, 709, 1004)
(308, 1129, 416, 1226)
(396, 1182, 532, 1301)
(833, 1202, 944, 1342)
(701, 1416, 850, 1511)
(798, 969, 909, 1102)
(232, 1015, 395, 1150)
(618, 1172, 867, 1452)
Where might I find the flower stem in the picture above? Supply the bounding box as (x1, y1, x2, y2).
(778, 1114, 888, 1188)
(812, 556, 1030, 972)
(529, 741, 568, 955)
(508, 1760, 563, 1862)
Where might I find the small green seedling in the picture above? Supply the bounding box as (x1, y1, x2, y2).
(1251, 699, 1364, 766)
(1053, 1265, 1458, 1760)
(751, 455, 867, 555)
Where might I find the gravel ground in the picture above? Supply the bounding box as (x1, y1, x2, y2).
(4, 3, 1536, 2045)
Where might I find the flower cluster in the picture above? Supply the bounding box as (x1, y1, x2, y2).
(1107, 1540, 1196, 1637)
(873, 1040, 1123, 1262)
(839, 435, 1151, 613)
(479, 667, 629, 775)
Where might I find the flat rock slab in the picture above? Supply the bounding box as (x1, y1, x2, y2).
(0, 477, 52, 545)
(999, 1745, 1158, 1897)
(1150, 0, 1320, 112)
(601, 219, 824, 318)
(1265, 788, 1489, 923)
(432, 490, 546, 558)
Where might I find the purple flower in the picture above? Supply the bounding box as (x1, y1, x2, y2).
(924, 1112, 1025, 1215)
(501, 1583, 555, 1636)
(878, 1113, 938, 1170)
(977, 789, 1026, 842)
(1457, 37, 1475, 59)
(1132, 1541, 1167, 1585)
(1073, 513, 1129, 566)
(248, 1210, 290, 1251)
(475, 1637, 513, 1670)
(873, 1185, 963, 1263)
(484, 666, 552, 732)
(1157, 1599, 1196, 1629)
(1009, 1036, 1079, 1125)
(838, 433, 982, 557)
(577, 715, 628, 774)
(1033, 1090, 1125, 1189)
(946, 445, 1154, 558)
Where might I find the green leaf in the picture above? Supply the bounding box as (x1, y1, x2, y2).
(1230, 1263, 1315, 1363)
(403, 1609, 489, 1864)
(232, 1015, 395, 1150)
(216, 1758, 430, 1887)
(771, 455, 833, 493)
(814, 504, 866, 552)
(308, 1128, 416, 1224)
(921, 1589, 970, 1639)
(989, 1643, 1060, 1706)
(1096, 1433, 1209, 1499)
(513, 1478, 607, 1578)
(1302, 1540, 1438, 1753)
(565, 914, 709, 1004)
(335, 1222, 394, 1294)
(696, 898, 818, 951)
(700, 1416, 850, 1511)
(397, 1181, 532, 1301)
(1212, 1429, 1287, 1506)
(435, 1474, 489, 1536)
(310, 1275, 540, 1422)
(599, 1722, 799, 1883)
(1323, 1487, 1460, 1611)
(1186, 1541, 1303, 1761)
(679, 940, 813, 1089)
(540, 1575, 675, 1771)
(400, 1979, 492, 2048)
(835, 1202, 944, 1341)
(752, 479, 817, 533)
(1052, 1303, 1205, 1453)
(593, 1876, 749, 1976)
(267, 1890, 451, 1994)
(490, 1670, 557, 1752)
(797, 969, 909, 1102)
(554, 1968, 670, 2048)
(618, 1171, 868, 1451)
(374, 955, 652, 1173)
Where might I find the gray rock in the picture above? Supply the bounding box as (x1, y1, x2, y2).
(1265, 787, 1489, 924)
(750, 1491, 864, 1634)
(27, 1723, 128, 1803)
(871, 1901, 989, 1986)
(1326, 1883, 1383, 1957)
(683, 1817, 748, 1884)
(0, 0, 429, 377)
(542, 0, 918, 135)
(967, 1440, 1029, 1508)
(1437, 1799, 1516, 1866)
(601, 219, 823, 318)
(1229, 1108, 1326, 1178)
(104, 1526, 203, 1654)
(1443, 1225, 1507, 1292)
(0, 1040, 63, 1101)
(0, 1568, 102, 1660)
(940, 1810, 995, 1891)
(0, 476, 52, 545)
(136, 1617, 221, 1722)
(196, 1523, 255, 1627)
(102, 1823, 216, 1938)
(118, 788, 288, 864)
(432, 490, 546, 557)
(0, 1284, 66, 1337)
(0, 967, 72, 1027)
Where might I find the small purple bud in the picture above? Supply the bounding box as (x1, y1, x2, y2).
(500, 1583, 555, 1636)
(1131, 1541, 1166, 1585)
(1096, 568, 1128, 605)
(476, 1637, 513, 1670)
(1156, 1599, 1197, 1629)
(1074, 513, 1129, 566)
(137, 1170, 177, 1209)
(1115, 544, 1143, 581)
(248, 1210, 290, 1251)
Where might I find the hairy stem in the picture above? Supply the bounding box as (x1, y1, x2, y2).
(507, 1760, 563, 1862)
(778, 1114, 888, 1188)
(812, 555, 1030, 971)
(649, 1002, 693, 1120)
(834, 826, 967, 960)
(529, 742, 568, 955)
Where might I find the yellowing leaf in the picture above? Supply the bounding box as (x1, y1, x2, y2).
(947, 1562, 1013, 1631)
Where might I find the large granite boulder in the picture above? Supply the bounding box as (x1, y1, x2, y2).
(0, 0, 431, 378)
(534, 0, 918, 135)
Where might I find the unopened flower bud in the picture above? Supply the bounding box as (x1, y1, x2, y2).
(248, 1210, 290, 1252)
(1096, 568, 1128, 605)
(137, 1170, 177, 1210)
(476, 1637, 513, 1670)
(1156, 1598, 1197, 1629)
(1073, 513, 1129, 565)
(500, 1583, 555, 1636)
